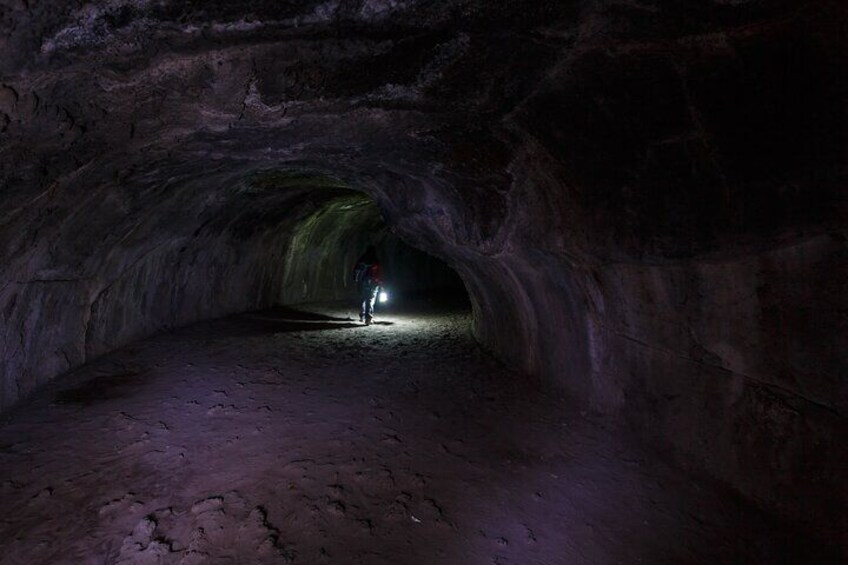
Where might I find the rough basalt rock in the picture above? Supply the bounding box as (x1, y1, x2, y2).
(1, 0, 846, 537)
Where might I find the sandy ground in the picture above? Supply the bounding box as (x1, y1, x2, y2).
(0, 301, 827, 564)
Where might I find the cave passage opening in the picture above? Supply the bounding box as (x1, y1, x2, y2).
(277, 184, 470, 321)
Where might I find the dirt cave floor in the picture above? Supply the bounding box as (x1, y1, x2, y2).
(0, 300, 822, 564)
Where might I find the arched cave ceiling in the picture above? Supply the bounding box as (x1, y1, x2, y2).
(2, 0, 844, 266)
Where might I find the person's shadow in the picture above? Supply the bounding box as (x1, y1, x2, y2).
(244, 306, 352, 323)
(235, 306, 393, 333)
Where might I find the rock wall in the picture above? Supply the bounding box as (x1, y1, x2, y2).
(0, 164, 327, 410)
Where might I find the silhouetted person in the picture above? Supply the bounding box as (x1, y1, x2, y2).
(353, 245, 383, 325)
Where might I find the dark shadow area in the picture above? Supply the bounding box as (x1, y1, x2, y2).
(53, 372, 144, 407)
(233, 318, 362, 334)
(242, 306, 353, 323)
(237, 306, 354, 333)
(370, 289, 472, 320)
(236, 306, 398, 332)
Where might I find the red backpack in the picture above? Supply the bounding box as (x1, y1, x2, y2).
(353, 262, 382, 285)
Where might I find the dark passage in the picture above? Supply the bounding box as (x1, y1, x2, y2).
(278, 190, 468, 310)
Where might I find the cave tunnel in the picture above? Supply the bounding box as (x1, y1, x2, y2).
(275, 183, 467, 310)
(0, 1, 846, 564)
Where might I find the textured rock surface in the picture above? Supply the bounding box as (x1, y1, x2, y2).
(1, 304, 832, 564)
(1, 0, 846, 538)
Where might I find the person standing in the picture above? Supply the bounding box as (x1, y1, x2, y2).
(352, 245, 383, 325)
